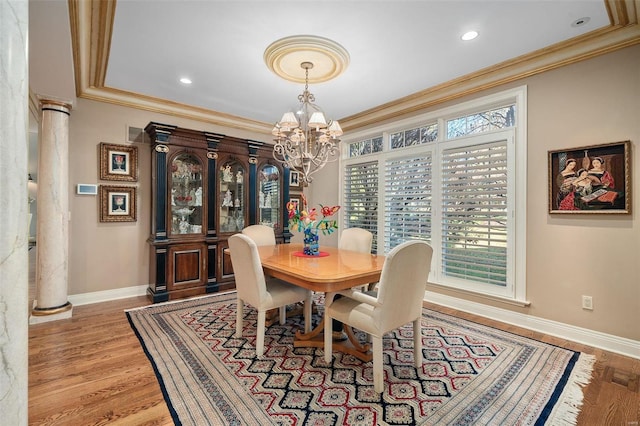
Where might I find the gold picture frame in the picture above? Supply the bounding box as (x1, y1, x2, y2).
(99, 142, 138, 181)
(548, 140, 631, 214)
(99, 185, 137, 222)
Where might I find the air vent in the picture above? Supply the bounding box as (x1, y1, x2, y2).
(127, 126, 149, 143)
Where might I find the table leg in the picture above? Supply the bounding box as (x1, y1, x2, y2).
(294, 315, 372, 362)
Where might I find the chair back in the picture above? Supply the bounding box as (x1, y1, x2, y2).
(228, 234, 268, 307)
(242, 224, 276, 246)
(339, 228, 373, 254)
(375, 240, 432, 330)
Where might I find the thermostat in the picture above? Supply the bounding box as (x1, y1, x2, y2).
(76, 184, 98, 195)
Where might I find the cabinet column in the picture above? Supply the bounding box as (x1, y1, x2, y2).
(30, 100, 73, 323)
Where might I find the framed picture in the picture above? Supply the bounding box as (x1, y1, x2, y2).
(289, 170, 300, 187)
(289, 197, 300, 212)
(99, 185, 137, 222)
(99, 143, 138, 182)
(548, 140, 631, 214)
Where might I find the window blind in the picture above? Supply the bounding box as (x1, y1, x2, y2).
(384, 155, 432, 253)
(440, 141, 508, 286)
(343, 161, 379, 252)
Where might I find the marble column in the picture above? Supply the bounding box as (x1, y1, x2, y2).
(30, 100, 73, 323)
(0, 1, 29, 423)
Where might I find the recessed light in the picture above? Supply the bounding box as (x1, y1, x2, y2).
(179, 77, 192, 85)
(461, 31, 479, 41)
(571, 17, 590, 28)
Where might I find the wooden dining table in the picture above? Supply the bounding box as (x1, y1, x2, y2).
(256, 243, 386, 361)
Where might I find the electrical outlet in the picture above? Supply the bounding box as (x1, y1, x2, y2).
(582, 295, 593, 310)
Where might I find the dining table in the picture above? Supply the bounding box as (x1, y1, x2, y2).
(256, 243, 386, 361)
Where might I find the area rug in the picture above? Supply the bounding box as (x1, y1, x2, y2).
(126, 292, 594, 425)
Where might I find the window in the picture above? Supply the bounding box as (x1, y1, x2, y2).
(384, 154, 432, 252)
(341, 87, 526, 301)
(343, 161, 379, 252)
(440, 140, 508, 287)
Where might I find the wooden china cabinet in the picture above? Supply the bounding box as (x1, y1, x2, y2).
(145, 122, 290, 302)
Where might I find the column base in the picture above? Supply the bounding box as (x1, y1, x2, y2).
(29, 301, 73, 324)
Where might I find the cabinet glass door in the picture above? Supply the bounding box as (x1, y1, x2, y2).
(219, 161, 245, 232)
(258, 165, 280, 230)
(170, 153, 204, 236)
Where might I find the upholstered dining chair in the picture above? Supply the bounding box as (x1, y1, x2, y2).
(338, 228, 374, 290)
(242, 224, 276, 247)
(323, 240, 433, 393)
(339, 227, 373, 253)
(228, 233, 312, 357)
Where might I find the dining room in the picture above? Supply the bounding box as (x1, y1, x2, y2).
(4, 0, 640, 424)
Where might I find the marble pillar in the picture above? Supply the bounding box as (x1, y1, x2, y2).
(30, 100, 73, 323)
(0, 1, 29, 423)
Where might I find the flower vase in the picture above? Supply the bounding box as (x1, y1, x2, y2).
(303, 228, 320, 256)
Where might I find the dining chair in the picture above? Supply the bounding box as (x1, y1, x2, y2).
(228, 233, 312, 357)
(242, 224, 276, 247)
(338, 228, 374, 291)
(323, 240, 433, 393)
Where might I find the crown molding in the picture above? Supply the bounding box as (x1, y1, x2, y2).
(69, 0, 640, 135)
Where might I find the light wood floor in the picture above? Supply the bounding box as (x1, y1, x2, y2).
(28, 250, 639, 425)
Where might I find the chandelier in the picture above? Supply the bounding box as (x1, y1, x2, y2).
(271, 61, 343, 184)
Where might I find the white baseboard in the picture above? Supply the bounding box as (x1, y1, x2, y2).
(69, 285, 148, 306)
(425, 290, 640, 360)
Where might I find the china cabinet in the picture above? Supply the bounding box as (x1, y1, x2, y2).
(145, 122, 290, 302)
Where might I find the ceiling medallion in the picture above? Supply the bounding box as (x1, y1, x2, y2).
(264, 35, 350, 84)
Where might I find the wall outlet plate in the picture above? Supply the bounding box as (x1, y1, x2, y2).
(582, 295, 593, 310)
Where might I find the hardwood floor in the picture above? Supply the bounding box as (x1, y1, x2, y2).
(28, 251, 639, 425)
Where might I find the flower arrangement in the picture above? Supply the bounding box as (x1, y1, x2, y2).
(287, 194, 340, 255)
(287, 194, 340, 235)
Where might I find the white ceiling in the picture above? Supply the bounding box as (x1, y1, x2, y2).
(29, 0, 612, 128)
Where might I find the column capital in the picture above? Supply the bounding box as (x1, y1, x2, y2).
(38, 96, 73, 112)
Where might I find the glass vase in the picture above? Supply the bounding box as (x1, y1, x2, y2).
(303, 228, 320, 256)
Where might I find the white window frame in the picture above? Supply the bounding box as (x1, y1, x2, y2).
(340, 86, 527, 303)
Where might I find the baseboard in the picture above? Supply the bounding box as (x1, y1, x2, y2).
(69, 285, 148, 306)
(425, 290, 640, 360)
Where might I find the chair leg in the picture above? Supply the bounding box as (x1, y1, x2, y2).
(279, 306, 286, 325)
(324, 313, 333, 363)
(413, 318, 422, 368)
(256, 309, 266, 357)
(304, 293, 312, 333)
(236, 299, 244, 338)
(372, 336, 384, 393)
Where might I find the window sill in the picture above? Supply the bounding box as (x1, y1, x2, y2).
(426, 282, 531, 308)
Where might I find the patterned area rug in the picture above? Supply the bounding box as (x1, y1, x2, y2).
(126, 292, 594, 425)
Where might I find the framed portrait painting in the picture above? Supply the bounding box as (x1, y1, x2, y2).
(99, 185, 137, 222)
(548, 140, 631, 214)
(99, 143, 138, 182)
(289, 170, 300, 187)
(289, 197, 300, 212)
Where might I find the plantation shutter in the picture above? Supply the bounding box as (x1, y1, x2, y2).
(384, 155, 432, 253)
(440, 141, 508, 286)
(343, 161, 379, 252)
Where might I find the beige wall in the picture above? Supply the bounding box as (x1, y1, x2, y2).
(66, 44, 639, 342)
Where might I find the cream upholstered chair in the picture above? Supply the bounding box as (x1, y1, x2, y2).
(323, 240, 433, 393)
(228, 233, 312, 357)
(242, 224, 276, 247)
(338, 228, 374, 292)
(339, 227, 373, 253)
